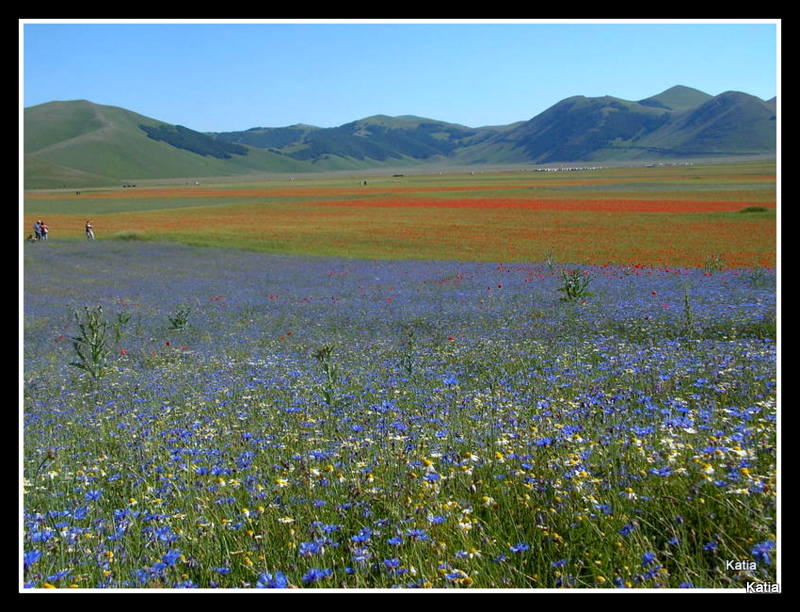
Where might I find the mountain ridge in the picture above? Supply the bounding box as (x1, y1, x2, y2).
(24, 86, 776, 188)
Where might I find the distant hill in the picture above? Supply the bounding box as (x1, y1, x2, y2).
(212, 115, 508, 168)
(638, 85, 713, 111)
(24, 86, 776, 188)
(634, 91, 778, 156)
(465, 95, 675, 163)
(24, 100, 312, 188)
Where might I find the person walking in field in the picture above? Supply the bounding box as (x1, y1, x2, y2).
(85, 220, 95, 240)
(40, 221, 48, 240)
(33, 220, 41, 241)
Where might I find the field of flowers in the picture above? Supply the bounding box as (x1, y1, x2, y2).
(22, 238, 777, 590)
(23, 161, 776, 267)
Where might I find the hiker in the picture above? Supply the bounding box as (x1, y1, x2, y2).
(85, 220, 95, 240)
(33, 220, 41, 240)
(40, 221, 48, 240)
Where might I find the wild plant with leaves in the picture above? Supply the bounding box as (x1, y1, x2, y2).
(68, 306, 111, 381)
(557, 267, 594, 302)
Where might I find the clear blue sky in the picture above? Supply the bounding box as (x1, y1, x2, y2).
(21, 20, 779, 132)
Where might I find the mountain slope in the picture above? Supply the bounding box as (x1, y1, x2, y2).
(465, 95, 673, 163)
(212, 115, 501, 165)
(24, 100, 313, 188)
(210, 85, 775, 166)
(24, 86, 777, 188)
(636, 91, 777, 155)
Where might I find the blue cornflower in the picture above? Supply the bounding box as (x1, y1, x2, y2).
(703, 541, 718, 552)
(150, 562, 168, 574)
(619, 523, 635, 537)
(390, 421, 407, 432)
(46, 569, 71, 582)
(387, 535, 403, 546)
(551, 559, 567, 567)
(351, 528, 373, 543)
(154, 525, 178, 544)
(257, 571, 289, 588)
(298, 540, 325, 557)
(30, 528, 55, 543)
(406, 528, 429, 540)
(643, 565, 662, 580)
(302, 568, 332, 584)
(667, 537, 680, 546)
(443, 374, 459, 386)
(641, 551, 657, 567)
(383, 558, 401, 571)
(352, 547, 370, 565)
(85, 489, 103, 501)
(751, 540, 774, 565)
(509, 542, 530, 553)
(213, 567, 232, 575)
(134, 568, 151, 585)
(161, 549, 182, 566)
(23, 549, 41, 570)
(73, 505, 89, 520)
(427, 514, 446, 524)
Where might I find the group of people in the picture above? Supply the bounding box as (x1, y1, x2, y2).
(27, 220, 95, 242)
(30, 220, 48, 241)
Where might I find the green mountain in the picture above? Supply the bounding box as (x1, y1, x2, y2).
(24, 86, 776, 188)
(637, 85, 713, 111)
(24, 100, 312, 188)
(460, 87, 775, 163)
(466, 95, 674, 163)
(634, 91, 778, 156)
(213, 115, 505, 167)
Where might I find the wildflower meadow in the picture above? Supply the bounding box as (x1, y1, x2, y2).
(22, 233, 777, 590)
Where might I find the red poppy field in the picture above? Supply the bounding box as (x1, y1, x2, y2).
(23, 160, 776, 267)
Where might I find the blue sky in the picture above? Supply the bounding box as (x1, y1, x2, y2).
(21, 20, 779, 132)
